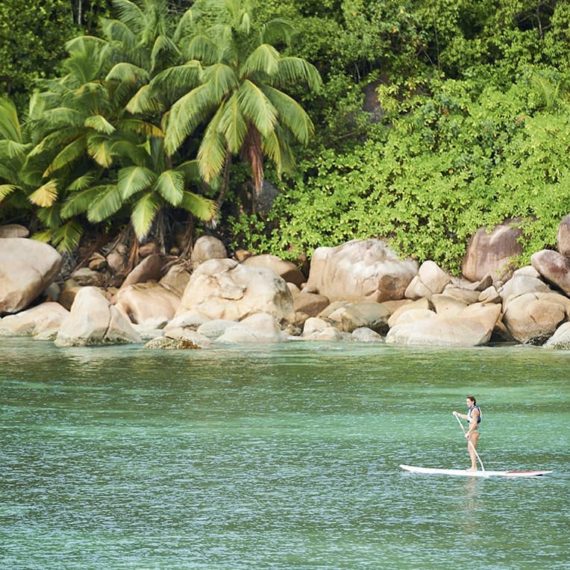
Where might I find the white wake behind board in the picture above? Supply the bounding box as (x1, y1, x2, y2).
(400, 464, 552, 478)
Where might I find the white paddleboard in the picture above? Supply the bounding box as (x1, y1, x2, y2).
(400, 464, 552, 478)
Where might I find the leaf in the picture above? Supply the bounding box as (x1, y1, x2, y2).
(237, 80, 277, 137)
(106, 62, 149, 85)
(28, 180, 58, 207)
(0, 97, 23, 143)
(165, 83, 217, 155)
(118, 166, 156, 200)
(198, 105, 227, 182)
(219, 94, 246, 153)
(84, 115, 116, 135)
(205, 63, 239, 101)
(68, 172, 98, 192)
(131, 193, 161, 239)
(126, 85, 164, 114)
(241, 44, 280, 78)
(155, 170, 185, 206)
(87, 136, 114, 168)
(51, 220, 84, 253)
(44, 137, 87, 176)
(175, 160, 201, 182)
(261, 85, 313, 144)
(179, 190, 217, 221)
(87, 185, 123, 223)
(0, 184, 19, 202)
(61, 186, 102, 218)
(118, 119, 164, 138)
(274, 57, 322, 92)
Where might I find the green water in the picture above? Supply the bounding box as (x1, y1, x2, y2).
(1, 339, 569, 569)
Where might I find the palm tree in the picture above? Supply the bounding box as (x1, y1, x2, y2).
(140, 0, 322, 209)
(26, 0, 216, 252)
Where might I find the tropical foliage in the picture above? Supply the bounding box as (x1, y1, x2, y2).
(1, 0, 570, 272)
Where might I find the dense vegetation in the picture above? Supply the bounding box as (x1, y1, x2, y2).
(1, 0, 569, 272)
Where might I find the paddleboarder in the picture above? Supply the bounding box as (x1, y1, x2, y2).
(453, 395, 481, 471)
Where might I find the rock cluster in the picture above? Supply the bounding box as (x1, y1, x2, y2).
(2, 218, 570, 350)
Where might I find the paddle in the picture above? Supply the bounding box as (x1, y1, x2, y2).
(453, 412, 485, 472)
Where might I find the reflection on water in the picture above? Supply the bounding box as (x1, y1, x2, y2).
(1, 338, 569, 569)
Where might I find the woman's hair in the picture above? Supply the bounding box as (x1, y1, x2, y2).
(467, 395, 477, 405)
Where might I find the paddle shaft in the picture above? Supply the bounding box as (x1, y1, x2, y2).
(454, 413, 485, 471)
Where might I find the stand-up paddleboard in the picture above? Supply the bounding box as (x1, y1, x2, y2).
(400, 464, 552, 478)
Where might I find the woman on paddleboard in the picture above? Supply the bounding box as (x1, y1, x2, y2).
(453, 395, 481, 471)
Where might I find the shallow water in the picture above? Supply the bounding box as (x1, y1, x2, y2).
(1, 339, 569, 569)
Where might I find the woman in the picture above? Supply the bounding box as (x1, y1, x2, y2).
(453, 395, 482, 471)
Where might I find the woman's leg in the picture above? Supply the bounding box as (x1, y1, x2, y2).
(468, 432, 480, 470)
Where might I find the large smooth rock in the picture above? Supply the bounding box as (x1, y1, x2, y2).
(121, 254, 165, 289)
(386, 303, 501, 347)
(293, 292, 330, 325)
(115, 283, 180, 325)
(243, 254, 305, 287)
(216, 313, 285, 343)
(499, 266, 550, 305)
(462, 222, 522, 282)
(301, 317, 342, 341)
(431, 294, 467, 316)
(531, 250, 570, 296)
(387, 298, 431, 328)
(327, 302, 392, 334)
(0, 238, 62, 314)
(0, 224, 29, 238)
(558, 215, 570, 257)
(159, 265, 191, 297)
(55, 287, 141, 347)
(305, 239, 417, 302)
(544, 322, 570, 350)
(178, 258, 294, 322)
(0, 302, 69, 339)
(191, 236, 227, 268)
(71, 267, 104, 287)
(405, 261, 451, 299)
(503, 292, 567, 344)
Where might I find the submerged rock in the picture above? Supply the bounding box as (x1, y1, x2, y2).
(145, 337, 200, 350)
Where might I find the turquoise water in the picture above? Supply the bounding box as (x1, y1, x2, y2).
(1, 338, 569, 569)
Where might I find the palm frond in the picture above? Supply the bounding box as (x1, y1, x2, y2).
(85, 115, 116, 135)
(44, 138, 87, 176)
(219, 94, 246, 153)
(175, 160, 201, 182)
(28, 127, 83, 158)
(237, 80, 277, 137)
(106, 62, 150, 84)
(197, 105, 227, 182)
(87, 136, 114, 168)
(185, 34, 220, 65)
(0, 184, 19, 202)
(261, 85, 313, 144)
(165, 83, 216, 155)
(113, 0, 145, 33)
(36, 204, 62, 228)
(240, 44, 279, 78)
(155, 169, 184, 205)
(118, 118, 164, 138)
(87, 185, 123, 222)
(100, 18, 138, 51)
(0, 97, 23, 143)
(118, 165, 156, 199)
(61, 186, 102, 218)
(150, 35, 180, 72)
(68, 172, 99, 191)
(274, 57, 322, 92)
(179, 190, 217, 221)
(28, 180, 58, 207)
(126, 84, 164, 114)
(131, 192, 161, 239)
(173, 7, 196, 43)
(51, 220, 84, 253)
(261, 18, 294, 45)
(147, 62, 202, 101)
(205, 63, 239, 100)
(109, 140, 152, 167)
(0, 140, 31, 161)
